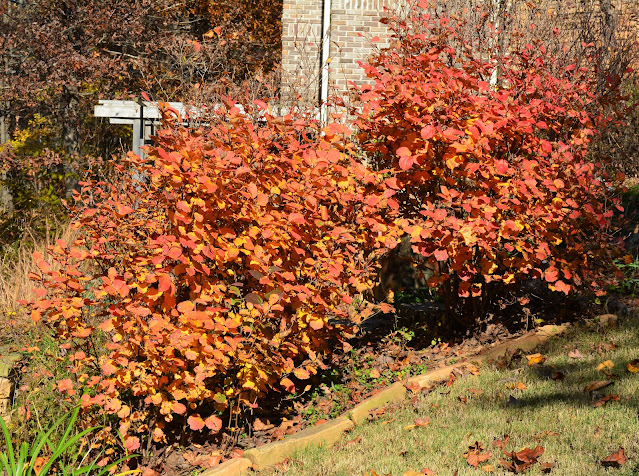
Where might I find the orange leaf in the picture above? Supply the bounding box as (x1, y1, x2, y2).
(601, 447, 627, 468)
(187, 414, 205, 431)
(205, 415, 223, 432)
(293, 368, 310, 379)
(281, 377, 295, 393)
(526, 353, 546, 366)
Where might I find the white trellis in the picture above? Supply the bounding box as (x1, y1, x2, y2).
(94, 100, 188, 158)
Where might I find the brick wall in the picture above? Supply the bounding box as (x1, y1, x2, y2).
(281, 0, 324, 105)
(280, 0, 638, 106)
(329, 0, 396, 94)
(281, 0, 396, 106)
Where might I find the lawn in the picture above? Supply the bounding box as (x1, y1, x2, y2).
(259, 313, 639, 475)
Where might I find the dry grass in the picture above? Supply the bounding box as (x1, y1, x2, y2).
(0, 220, 76, 340)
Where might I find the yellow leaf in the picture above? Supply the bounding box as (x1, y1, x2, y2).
(596, 360, 614, 371)
(482, 464, 495, 472)
(526, 353, 546, 366)
(627, 359, 639, 373)
(403, 472, 424, 476)
(404, 424, 416, 431)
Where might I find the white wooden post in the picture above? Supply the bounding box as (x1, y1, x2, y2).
(94, 100, 188, 159)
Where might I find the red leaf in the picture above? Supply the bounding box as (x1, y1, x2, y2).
(125, 436, 140, 453)
(399, 155, 414, 170)
(421, 125, 436, 140)
(495, 160, 508, 174)
(463, 441, 491, 468)
(433, 249, 449, 261)
(158, 274, 172, 293)
(601, 447, 627, 468)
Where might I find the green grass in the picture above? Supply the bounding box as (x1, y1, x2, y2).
(260, 315, 639, 475)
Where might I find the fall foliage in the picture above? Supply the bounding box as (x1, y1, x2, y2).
(353, 1, 625, 323)
(27, 103, 396, 446)
(18, 0, 635, 465)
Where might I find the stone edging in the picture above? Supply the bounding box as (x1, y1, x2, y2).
(200, 324, 568, 476)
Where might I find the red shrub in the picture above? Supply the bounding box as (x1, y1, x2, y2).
(354, 2, 625, 322)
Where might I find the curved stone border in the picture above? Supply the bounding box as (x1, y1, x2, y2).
(200, 324, 568, 475)
(0, 352, 22, 422)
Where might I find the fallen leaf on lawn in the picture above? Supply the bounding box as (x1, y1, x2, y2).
(381, 417, 396, 425)
(414, 417, 431, 427)
(337, 435, 362, 450)
(602, 370, 619, 380)
(551, 371, 565, 381)
(466, 364, 481, 375)
(402, 471, 423, 476)
(274, 458, 290, 472)
(501, 446, 545, 473)
(368, 408, 386, 421)
(627, 359, 639, 373)
(594, 341, 616, 354)
(592, 394, 619, 407)
(596, 360, 614, 371)
(493, 434, 510, 450)
(584, 380, 613, 393)
(421, 469, 436, 475)
(458, 396, 468, 404)
(468, 388, 484, 398)
(506, 381, 527, 390)
(534, 430, 560, 440)
(463, 441, 492, 469)
(482, 464, 494, 472)
(404, 418, 430, 431)
(568, 349, 584, 359)
(601, 447, 627, 468)
(526, 353, 546, 366)
(446, 371, 457, 387)
(406, 381, 422, 393)
(540, 462, 555, 473)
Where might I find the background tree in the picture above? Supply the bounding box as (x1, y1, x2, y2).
(0, 0, 283, 242)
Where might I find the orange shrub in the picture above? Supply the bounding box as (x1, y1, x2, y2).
(28, 104, 396, 448)
(354, 2, 625, 323)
